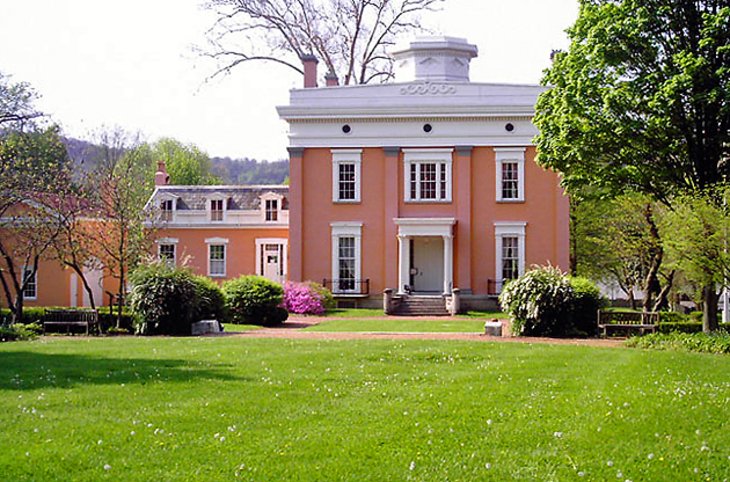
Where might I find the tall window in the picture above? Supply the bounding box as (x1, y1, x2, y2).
(209, 244, 226, 276)
(22, 267, 37, 299)
(494, 222, 526, 292)
(210, 199, 224, 221)
(338, 163, 356, 200)
(265, 199, 278, 221)
(495, 148, 525, 202)
(159, 243, 176, 266)
(501, 236, 519, 281)
(403, 148, 453, 202)
(337, 237, 356, 291)
(501, 162, 519, 200)
(332, 149, 362, 203)
(160, 199, 173, 221)
(331, 222, 362, 294)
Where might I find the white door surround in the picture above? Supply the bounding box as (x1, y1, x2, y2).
(256, 238, 288, 284)
(395, 218, 455, 295)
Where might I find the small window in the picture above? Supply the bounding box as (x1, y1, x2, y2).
(210, 199, 224, 221)
(407, 161, 450, 201)
(160, 199, 173, 222)
(331, 149, 362, 203)
(209, 244, 226, 276)
(265, 199, 278, 221)
(22, 267, 37, 299)
(159, 244, 176, 266)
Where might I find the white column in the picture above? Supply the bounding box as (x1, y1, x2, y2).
(723, 287, 729, 324)
(397, 235, 410, 295)
(443, 234, 453, 295)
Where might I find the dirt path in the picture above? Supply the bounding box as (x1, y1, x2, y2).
(221, 316, 625, 348)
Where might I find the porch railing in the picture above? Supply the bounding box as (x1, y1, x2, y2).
(487, 279, 505, 295)
(322, 279, 370, 295)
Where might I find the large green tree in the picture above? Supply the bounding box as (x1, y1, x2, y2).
(535, 0, 729, 329)
(139, 138, 218, 185)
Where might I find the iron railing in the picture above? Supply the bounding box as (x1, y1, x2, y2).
(322, 279, 370, 295)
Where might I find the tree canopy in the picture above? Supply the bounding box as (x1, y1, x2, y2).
(535, 0, 730, 201)
(202, 0, 442, 85)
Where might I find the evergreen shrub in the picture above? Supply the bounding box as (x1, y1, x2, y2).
(569, 276, 605, 336)
(129, 261, 199, 335)
(223, 275, 287, 326)
(192, 275, 227, 322)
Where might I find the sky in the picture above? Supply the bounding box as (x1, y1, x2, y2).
(0, 0, 579, 162)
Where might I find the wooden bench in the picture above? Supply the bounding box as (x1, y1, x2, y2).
(43, 309, 100, 335)
(597, 310, 659, 337)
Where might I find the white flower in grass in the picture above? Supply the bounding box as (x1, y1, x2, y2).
(214, 433, 220, 439)
(486, 419, 493, 426)
(103, 464, 111, 471)
(577, 471, 584, 477)
(97, 439, 102, 445)
(409, 461, 415, 471)
(485, 463, 491, 470)
(130, 431, 136, 436)
(607, 460, 613, 467)
(553, 431, 563, 438)
(616, 471, 622, 478)
(647, 453, 654, 460)
(220, 436, 226, 442)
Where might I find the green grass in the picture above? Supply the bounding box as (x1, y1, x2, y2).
(324, 308, 384, 317)
(223, 323, 264, 332)
(456, 310, 508, 319)
(305, 318, 486, 333)
(1, 337, 729, 481)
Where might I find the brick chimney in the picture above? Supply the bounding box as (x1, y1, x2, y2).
(325, 71, 339, 87)
(301, 54, 318, 88)
(155, 161, 170, 186)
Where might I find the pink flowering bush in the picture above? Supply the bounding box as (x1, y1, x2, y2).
(283, 281, 331, 315)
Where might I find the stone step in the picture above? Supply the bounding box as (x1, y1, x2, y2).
(392, 296, 450, 316)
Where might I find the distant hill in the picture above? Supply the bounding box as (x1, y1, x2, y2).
(61, 137, 289, 185)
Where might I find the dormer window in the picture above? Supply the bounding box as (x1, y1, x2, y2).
(160, 199, 173, 222)
(265, 199, 278, 221)
(210, 199, 224, 222)
(260, 192, 283, 222)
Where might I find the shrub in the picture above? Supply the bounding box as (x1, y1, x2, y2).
(569, 276, 605, 336)
(97, 307, 134, 333)
(658, 311, 690, 324)
(223, 275, 288, 326)
(307, 281, 336, 311)
(0, 322, 41, 342)
(192, 275, 227, 322)
(626, 331, 730, 354)
(0, 307, 46, 325)
(657, 321, 703, 334)
(499, 265, 573, 337)
(283, 281, 331, 315)
(129, 261, 199, 335)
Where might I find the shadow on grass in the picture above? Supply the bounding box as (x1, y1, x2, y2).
(0, 351, 248, 391)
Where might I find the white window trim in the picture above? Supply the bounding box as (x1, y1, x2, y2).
(205, 237, 229, 277)
(260, 192, 284, 222)
(255, 238, 288, 278)
(495, 147, 526, 202)
(331, 149, 362, 203)
(494, 222, 526, 290)
(158, 195, 177, 222)
(207, 194, 227, 222)
(22, 266, 37, 300)
(403, 148, 453, 203)
(156, 237, 179, 265)
(330, 222, 362, 294)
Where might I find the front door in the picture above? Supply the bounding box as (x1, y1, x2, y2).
(411, 237, 443, 292)
(262, 243, 285, 284)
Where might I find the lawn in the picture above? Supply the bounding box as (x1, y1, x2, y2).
(304, 318, 486, 333)
(0, 337, 728, 481)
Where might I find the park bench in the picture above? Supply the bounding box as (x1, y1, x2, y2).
(43, 309, 99, 335)
(597, 310, 659, 337)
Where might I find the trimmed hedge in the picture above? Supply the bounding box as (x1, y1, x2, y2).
(1, 307, 133, 333)
(193, 275, 227, 322)
(223, 275, 288, 326)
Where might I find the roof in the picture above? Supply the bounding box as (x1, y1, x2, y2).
(149, 185, 289, 211)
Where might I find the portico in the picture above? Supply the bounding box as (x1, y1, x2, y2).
(395, 218, 455, 295)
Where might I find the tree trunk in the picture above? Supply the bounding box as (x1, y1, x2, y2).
(652, 271, 675, 312)
(642, 203, 663, 313)
(628, 290, 636, 311)
(569, 198, 578, 276)
(13, 295, 23, 325)
(702, 284, 719, 333)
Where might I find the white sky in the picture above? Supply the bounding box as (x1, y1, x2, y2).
(0, 0, 578, 161)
